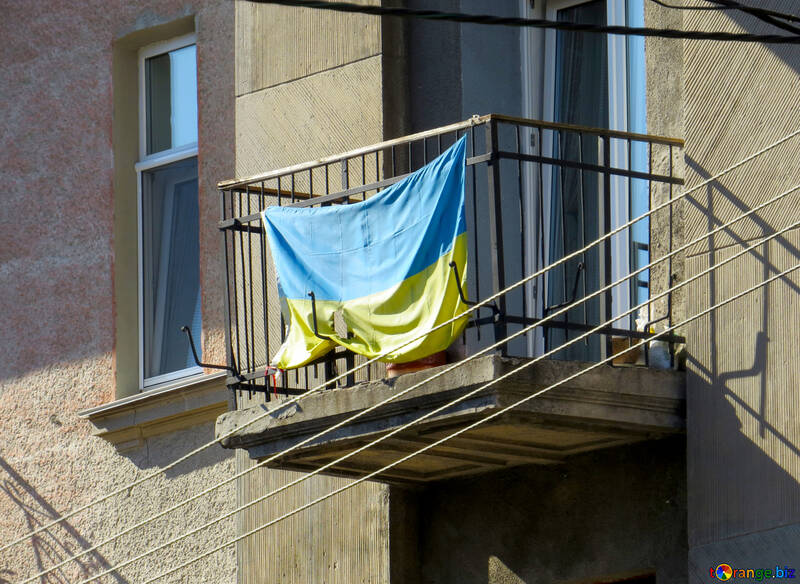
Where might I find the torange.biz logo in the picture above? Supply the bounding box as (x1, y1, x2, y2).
(711, 564, 796, 581)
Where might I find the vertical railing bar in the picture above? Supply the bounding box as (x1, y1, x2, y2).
(537, 127, 547, 352)
(645, 142, 654, 366)
(485, 118, 508, 354)
(437, 133, 442, 155)
(516, 124, 526, 324)
(603, 135, 613, 360)
(361, 154, 367, 201)
(408, 140, 413, 174)
(307, 170, 316, 380)
(668, 144, 675, 367)
(578, 132, 588, 343)
(423, 135, 428, 164)
(261, 181, 270, 383)
(470, 124, 481, 342)
(391, 145, 396, 178)
(375, 150, 380, 193)
(288, 171, 299, 388)
(248, 184, 256, 376)
(241, 185, 252, 400)
(558, 131, 569, 344)
(221, 190, 238, 410)
(246, 185, 256, 380)
(229, 189, 242, 379)
(627, 137, 634, 331)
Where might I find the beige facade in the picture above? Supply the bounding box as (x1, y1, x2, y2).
(2, 0, 799, 582)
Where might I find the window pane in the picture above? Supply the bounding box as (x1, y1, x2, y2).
(548, 0, 607, 362)
(145, 44, 197, 155)
(141, 157, 201, 379)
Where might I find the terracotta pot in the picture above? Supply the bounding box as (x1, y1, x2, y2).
(385, 351, 447, 378)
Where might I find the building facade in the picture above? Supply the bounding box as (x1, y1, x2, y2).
(1, 1, 798, 583)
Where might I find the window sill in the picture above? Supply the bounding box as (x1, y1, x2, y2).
(78, 372, 228, 451)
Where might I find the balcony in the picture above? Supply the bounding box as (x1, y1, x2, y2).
(214, 114, 686, 484)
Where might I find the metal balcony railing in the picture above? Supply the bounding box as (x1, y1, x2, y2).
(217, 114, 685, 404)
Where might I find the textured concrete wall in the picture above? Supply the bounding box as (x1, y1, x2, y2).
(415, 438, 687, 584)
(681, 0, 800, 569)
(645, 0, 687, 331)
(0, 1, 236, 582)
(232, 2, 396, 581)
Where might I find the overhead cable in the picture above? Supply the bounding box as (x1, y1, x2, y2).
(245, 0, 800, 44)
(4, 123, 799, 557)
(26, 178, 799, 584)
(650, 0, 800, 28)
(63, 192, 799, 584)
(141, 244, 800, 583)
(705, 0, 800, 33)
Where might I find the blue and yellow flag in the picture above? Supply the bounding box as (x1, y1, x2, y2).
(261, 136, 469, 369)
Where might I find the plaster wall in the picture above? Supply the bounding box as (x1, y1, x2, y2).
(0, 1, 236, 582)
(680, 0, 800, 561)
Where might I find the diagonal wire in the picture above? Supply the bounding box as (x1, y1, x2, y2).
(704, 0, 800, 34)
(3, 125, 798, 558)
(245, 0, 800, 43)
(649, 0, 734, 11)
(141, 246, 800, 583)
(22, 174, 798, 584)
(66, 205, 799, 584)
(650, 0, 800, 27)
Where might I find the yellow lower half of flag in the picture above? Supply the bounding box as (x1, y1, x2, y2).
(272, 233, 470, 370)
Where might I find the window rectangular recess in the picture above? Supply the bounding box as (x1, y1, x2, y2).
(137, 34, 202, 388)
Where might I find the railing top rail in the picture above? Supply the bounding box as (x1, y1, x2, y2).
(488, 113, 685, 147)
(217, 113, 684, 190)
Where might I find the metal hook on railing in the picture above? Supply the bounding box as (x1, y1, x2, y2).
(180, 326, 239, 375)
(543, 262, 585, 315)
(449, 261, 501, 317)
(307, 291, 332, 341)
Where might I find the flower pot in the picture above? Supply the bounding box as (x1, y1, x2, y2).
(385, 351, 447, 378)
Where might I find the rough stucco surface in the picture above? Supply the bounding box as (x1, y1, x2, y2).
(681, 0, 800, 550)
(0, 1, 236, 582)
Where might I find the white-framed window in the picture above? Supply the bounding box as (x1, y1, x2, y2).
(521, 0, 648, 358)
(135, 33, 203, 388)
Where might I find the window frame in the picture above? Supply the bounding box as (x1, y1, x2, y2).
(135, 33, 202, 390)
(520, 0, 645, 354)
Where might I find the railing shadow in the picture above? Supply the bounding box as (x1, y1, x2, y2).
(0, 457, 128, 584)
(683, 153, 800, 541)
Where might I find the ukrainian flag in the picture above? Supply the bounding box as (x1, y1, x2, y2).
(261, 136, 469, 370)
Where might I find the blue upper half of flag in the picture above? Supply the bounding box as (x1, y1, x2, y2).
(262, 136, 467, 302)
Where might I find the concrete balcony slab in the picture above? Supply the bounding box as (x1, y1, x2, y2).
(215, 355, 685, 484)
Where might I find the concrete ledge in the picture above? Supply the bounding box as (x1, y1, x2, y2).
(216, 356, 685, 484)
(80, 373, 228, 450)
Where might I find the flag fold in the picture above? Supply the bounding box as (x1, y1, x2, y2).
(261, 135, 469, 370)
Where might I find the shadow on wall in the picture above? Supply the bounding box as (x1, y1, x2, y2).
(117, 420, 231, 479)
(684, 155, 800, 541)
(417, 437, 688, 584)
(0, 457, 127, 584)
(723, 0, 800, 75)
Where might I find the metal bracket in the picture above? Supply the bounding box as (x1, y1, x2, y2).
(449, 261, 501, 318)
(307, 291, 332, 341)
(181, 326, 239, 375)
(543, 262, 585, 315)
